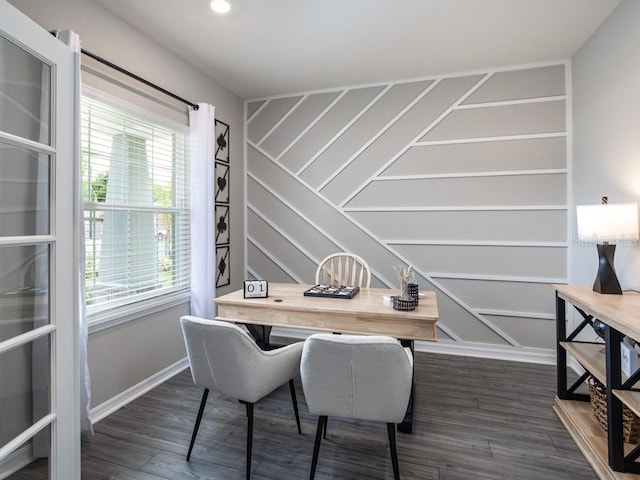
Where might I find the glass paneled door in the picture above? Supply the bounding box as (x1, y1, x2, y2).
(0, 3, 80, 480)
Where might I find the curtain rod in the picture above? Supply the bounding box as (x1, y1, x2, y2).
(81, 48, 199, 111)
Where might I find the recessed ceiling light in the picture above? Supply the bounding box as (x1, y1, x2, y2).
(210, 0, 231, 14)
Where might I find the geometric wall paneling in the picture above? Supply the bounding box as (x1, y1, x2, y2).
(298, 80, 435, 189)
(214, 161, 230, 204)
(258, 91, 342, 157)
(420, 100, 566, 142)
(246, 99, 267, 120)
(345, 173, 567, 208)
(215, 119, 229, 163)
(216, 245, 230, 288)
(349, 210, 567, 243)
(215, 204, 229, 245)
(245, 62, 568, 360)
(314, 76, 486, 204)
(483, 314, 557, 350)
(382, 136, 567, 176)
(247, 95, 304, 144)
(278, 86, 387, 172)
(394, 244, 567, 279)
(462, 64, 566, 104)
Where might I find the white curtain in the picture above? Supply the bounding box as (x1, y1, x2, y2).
(56, 30, 93, 434)
(189, 103, 216, 318)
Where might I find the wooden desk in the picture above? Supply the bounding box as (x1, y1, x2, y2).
(214, 283, 438, 341)
(214, 283, 439, 433)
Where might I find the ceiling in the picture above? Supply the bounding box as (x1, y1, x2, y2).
(93, 0, 621, 100)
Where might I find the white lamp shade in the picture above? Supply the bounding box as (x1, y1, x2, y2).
(576, 202, 639, 242)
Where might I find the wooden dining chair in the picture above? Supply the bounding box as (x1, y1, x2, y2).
(300, 333, 413, 480)
(180, 316, 303, 480)
(315, 252, 371, 287)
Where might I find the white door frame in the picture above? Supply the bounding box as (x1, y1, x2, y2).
(0, 2, 80, 478)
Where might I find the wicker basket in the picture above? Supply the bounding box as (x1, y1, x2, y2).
(588, 376, 640, 443)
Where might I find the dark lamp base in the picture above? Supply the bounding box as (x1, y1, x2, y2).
(593, 243, 622, 295)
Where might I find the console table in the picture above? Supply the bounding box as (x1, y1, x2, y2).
(554, 284, 640, 479)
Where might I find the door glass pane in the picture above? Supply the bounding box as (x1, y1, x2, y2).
(0, 338, 51, 448)
(0, 34, 51, 145)
(4, 425, 50, 479)
(0, 141, 50, 236)
(0, 245, 49, 343)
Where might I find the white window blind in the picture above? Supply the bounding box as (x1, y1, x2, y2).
(81, 95, 190, 312)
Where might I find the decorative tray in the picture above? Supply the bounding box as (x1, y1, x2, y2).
(303, 284, 360, 299)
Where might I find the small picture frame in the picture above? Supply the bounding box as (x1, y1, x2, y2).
(216, 245, 230, 287)
(244, 280, 268, 298)
(215, 204, 229, 246)
(215, 161, 229, 204)
(215, 119, 229, 163)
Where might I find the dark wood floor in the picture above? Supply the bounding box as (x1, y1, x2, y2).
(13, 352, 597, 479)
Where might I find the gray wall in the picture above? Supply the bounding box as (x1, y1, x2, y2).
(572, 0, 640, 292)
(9, 0, 245, 409)
(246, 64, 568, 361)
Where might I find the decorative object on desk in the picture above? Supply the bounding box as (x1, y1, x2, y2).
(392, 264, 417, 311)
(407, 283, 419, 305)
(214, 119, 229, 163)
(303, 284, 360, 299)
(588, 376, 640, 443)
(244, 280, 268, 298)
(576, 197, 639, 294)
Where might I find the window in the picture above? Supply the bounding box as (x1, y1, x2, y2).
(81, 95, 190, 313)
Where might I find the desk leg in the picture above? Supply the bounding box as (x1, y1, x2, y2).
(244, 324, 273, 350)
(398, 339, 414, 434)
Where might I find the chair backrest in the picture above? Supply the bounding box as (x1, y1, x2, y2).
(315, 252, 371, 288)
(180, 316, 266, 401)
(300, 334, 413, 423)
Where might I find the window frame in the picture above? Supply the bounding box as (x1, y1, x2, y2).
(81, 86, 191, 329)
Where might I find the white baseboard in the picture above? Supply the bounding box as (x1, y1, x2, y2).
(271, 327, 557, 365)
(90, 357, 189, 426)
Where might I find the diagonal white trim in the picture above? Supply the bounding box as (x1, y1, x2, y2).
(475, 308, 556, 320)
(247, 148, 521, 347)
(339, 73, 493, 208)
(257, 94, 308, 146)
(430, 272, 567, 284)
(247, 235, 304, 284)
(316, 79, 441, 192)
(247, 204, 323, 267)
(412, 131, 566, 146)
(344, 204, 567, 212)
(384, 239, 568, 247)
(457, 95, 566, 109)
(375, 168, 568, 181)
(276, 89, 349, 161)
(246, 98, 271, 124)
(296, 84, 393, 176)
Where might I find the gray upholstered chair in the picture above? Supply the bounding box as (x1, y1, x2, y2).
(180, 315, 303, 480)
(315, 252, 372, 288)
(300, 333, 413, 480)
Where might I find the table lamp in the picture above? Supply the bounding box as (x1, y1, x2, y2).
(576, 198, 639, 294)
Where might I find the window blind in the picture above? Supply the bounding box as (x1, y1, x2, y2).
(81, 95, 190, 312)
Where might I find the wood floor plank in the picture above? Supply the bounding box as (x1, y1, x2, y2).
(8, 352, 600, 479)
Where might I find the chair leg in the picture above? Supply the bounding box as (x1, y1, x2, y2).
(186, 388, 209, 461)
(387, 422, 400, 480)
(246, 403, 254, 480)
(310, 416, 327, 480)
(289, 379, 302, 434)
